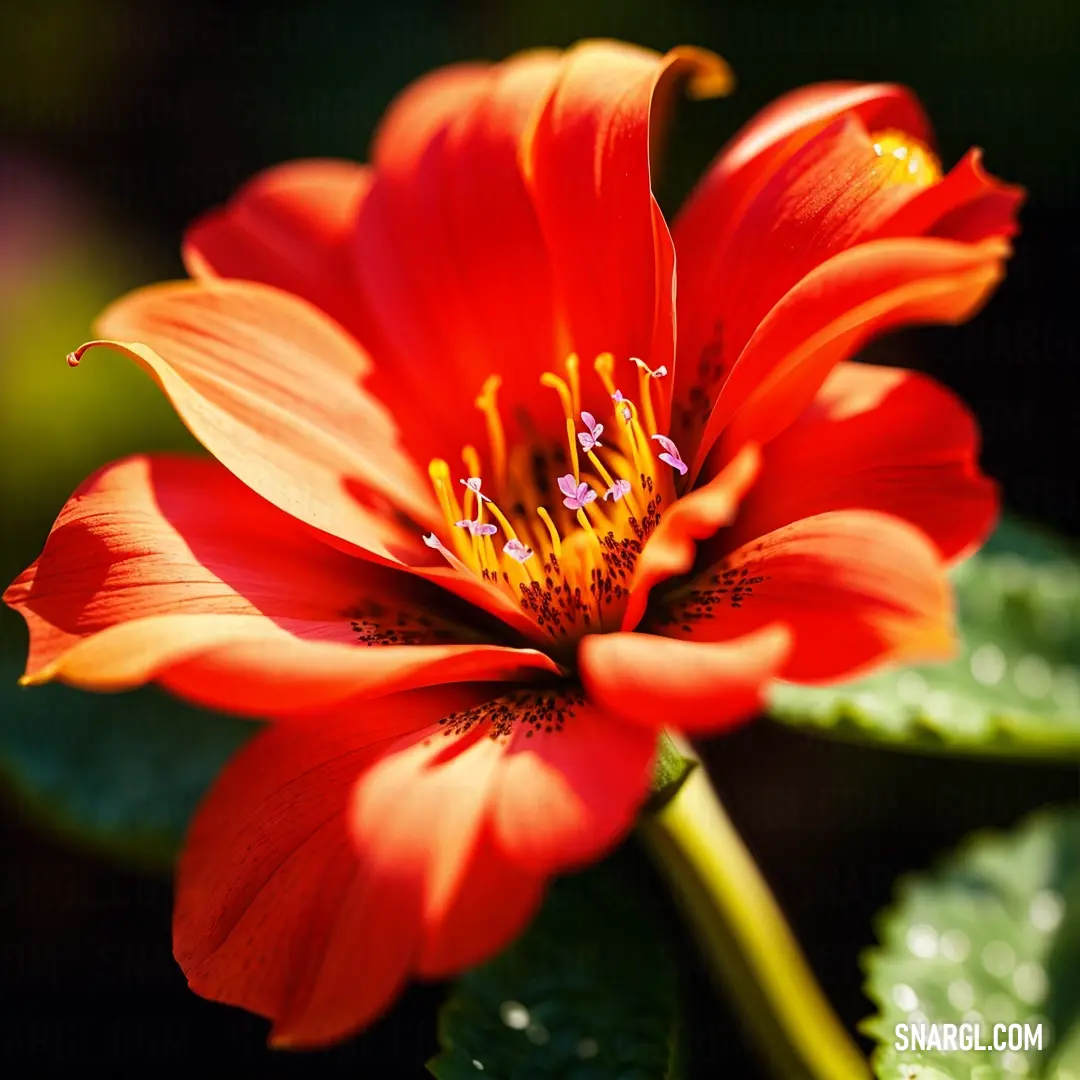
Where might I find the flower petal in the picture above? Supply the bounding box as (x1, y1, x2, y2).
(672, 94, 1018, 470)
(722, 362, 999, 563)
(648, 510, 954, 683)
(350, 52, 565, 463)
(620, 443, 760, 632)
(693, 235, 1009, 475)
(183, 159, 373, 336)
(681, 81, 930, 233)
(876, 148, 1024, 243)
(579, 625, 791, 732)
(677, 116, 934, 393)
(175, 683, 652, 1047)
(174, 686, 489, 1048)
(3, 455, 557, 714)
(524, 41, 732, 430)
(78, 278, 439, 560)
(674, 83, 930, 427)
(486, 691, 658, 874)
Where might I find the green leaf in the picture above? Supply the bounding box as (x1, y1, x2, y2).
(767, 518, 1080, 758)
(0, 658, 255, 868)
(863, 807, 1080, 1079)
(428, 852, 682, 1080)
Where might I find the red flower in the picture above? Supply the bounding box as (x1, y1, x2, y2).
(4, 42, 1021, 1046)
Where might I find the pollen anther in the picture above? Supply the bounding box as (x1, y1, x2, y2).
(425, 354, 672, 643)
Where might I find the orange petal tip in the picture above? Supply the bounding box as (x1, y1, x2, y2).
(66, 341, 103, 367)
(670, 46, 736, 100)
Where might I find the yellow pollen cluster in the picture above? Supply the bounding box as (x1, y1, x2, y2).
(870, 128, 942, 189)
(424, 353, 683, 644)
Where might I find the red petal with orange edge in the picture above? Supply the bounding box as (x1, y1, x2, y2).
(183, 159, 372, 336)
(676, 116, 938, 409)
(3, 455, 556, 713)
(176, 684, 651, 1047)
(524, 41, 731, 430)
(674, 83, 930, 419)
(175, 686, 480, 1048)
(877, 148, 1025, 242)
(722, 362, 999, 563)
(81, 278, 437, 559)
(695, 235, 1009, 473)
(352, 53, 564, 463)
(649, 509, 955, 683)
(579, 625, 791, 732)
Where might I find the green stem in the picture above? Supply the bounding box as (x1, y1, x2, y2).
(640, 741, 870, 1080)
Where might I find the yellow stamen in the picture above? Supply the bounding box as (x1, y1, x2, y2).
(425, 358, 679, 648)
(462, 444, 482, 482)
(593, 352, 617, 397)
(480, 532, 509, 588)
(583, 493, 616, 536)
(537, 506, 562, 557)
(636, 361, 659, 437)
(595, 450, 644, 520)
(429, 459, 473, 562)
(540, 371, 580, 480)
(576, 508, 599, 546)
(586, 449, 642, 520)
(620, 399, 656, 485)
(565, 352, 581, 420)
(585, 449, 616, 491)
(474, 375, 507, 495)
(488, 502, 541, 583)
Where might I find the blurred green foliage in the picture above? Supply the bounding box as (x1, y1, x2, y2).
(0, 227, 196, 549)
(0, 659, 253, 869)
(769, 519, 1080, 758)
(863, 807, 1080, 1079)
(429, 850, 682, 1080)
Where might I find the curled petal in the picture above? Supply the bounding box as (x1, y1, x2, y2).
(649, 509, 955, 683)
(722, 362, 998, 563)
(876, 148, 1024, 243)
(77, 279, 438, 562)
(3, 455, 557, 714)
(694, 236, 1010, 474)
(672, 96, 1018, 468)
(580, 624, 791, 732)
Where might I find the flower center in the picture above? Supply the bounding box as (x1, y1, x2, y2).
(423, 353, 690, 648)
(870, 128, 941, 188)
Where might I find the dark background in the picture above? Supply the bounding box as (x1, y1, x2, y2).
(1, 0, 1078, 1074)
